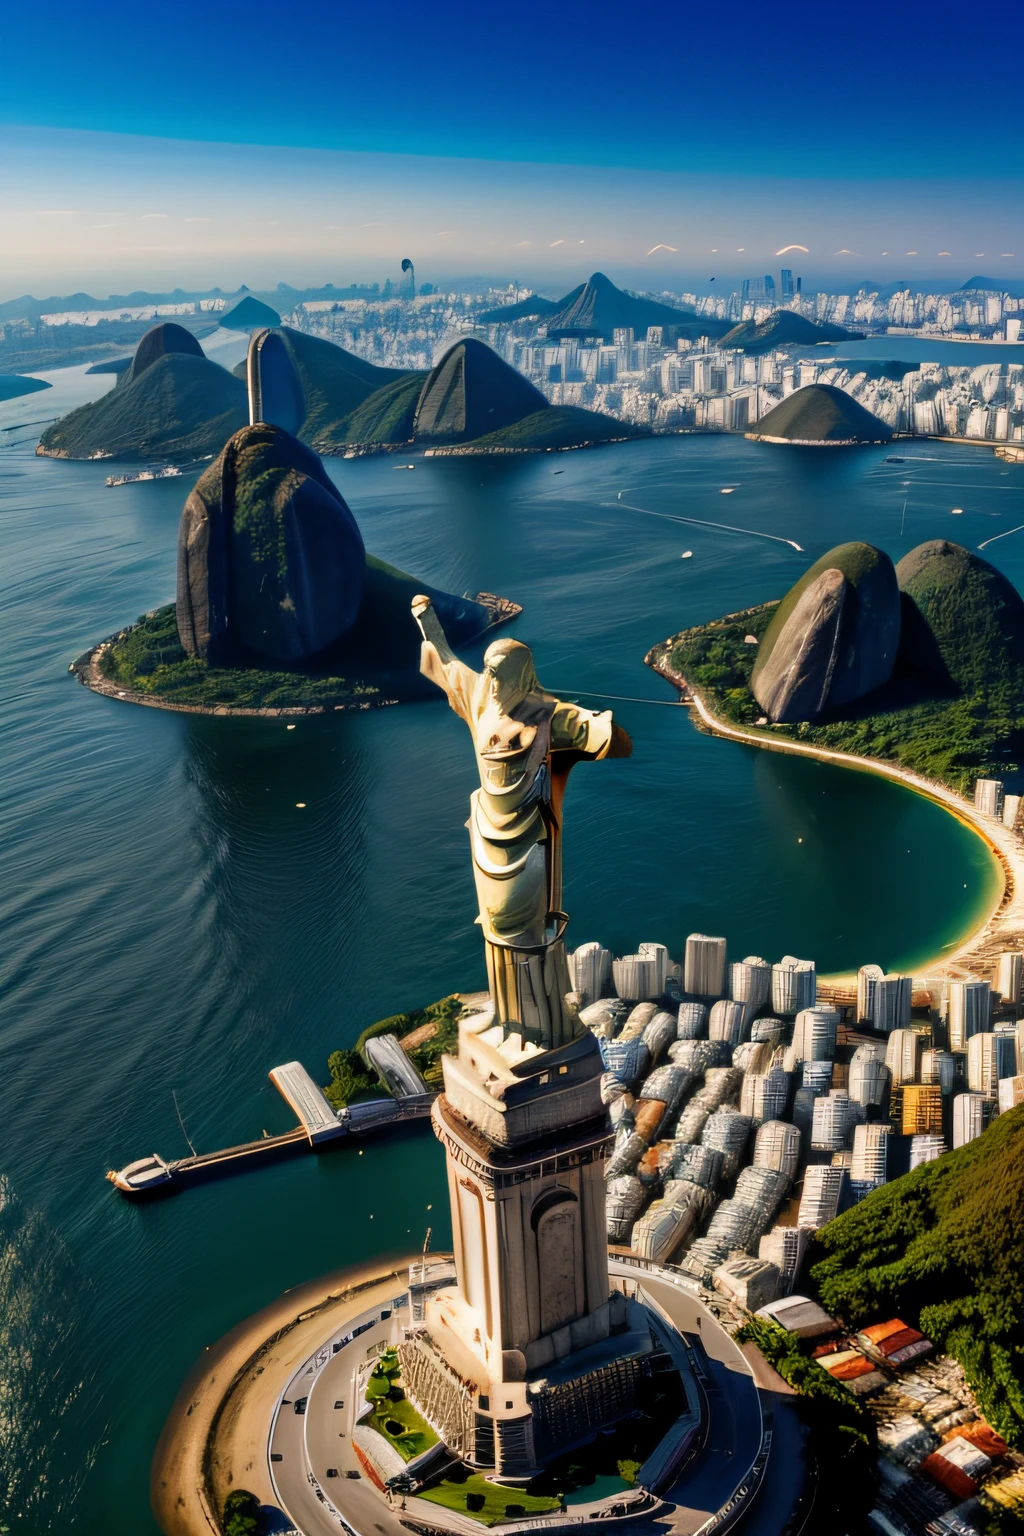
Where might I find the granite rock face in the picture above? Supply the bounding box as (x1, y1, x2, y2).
(128, 322, 204, 383)
(413, 338, 548, 443)
(896, 539, 1024, 693)
(247, 329, 304, 434)
(176, 423, 365, 665)
(752, 542, 900, 722)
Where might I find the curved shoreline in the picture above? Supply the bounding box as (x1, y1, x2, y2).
(70, 636, 403, 717)
(651, 658, 1022, 984)
(151, 1256, 416, 1536)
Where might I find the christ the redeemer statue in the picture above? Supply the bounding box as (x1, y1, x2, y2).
(412, 594, 631, 1050)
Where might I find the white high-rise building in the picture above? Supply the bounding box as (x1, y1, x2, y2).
(792, 1005, 840, 1063)
(850, 1122, 891, 1186)
(801, 1060, 834, 1096)
(730, 956, 771, 1009)
(967, 1032, 1016, 1098)
(885, 1029, 920, 1087)
(611, 952, 660, 1002)
(1002, 796, 1021, 832)
(857, 964, 883, 1026)
(849, 1044, 890, 1106)
(684, 934, 728, 999)
(947, 981, 990, 1051)
(811, 1090, 853, 1151)
(975, 779, 1004, 818)
(709, 999, 751, 1046)
(952, 1092, 987, 1148)
(568, 942, 612, 1007)
(758, 1224, 809, 1295)
(741, 1069, 792, 1126)
(920, 1049, 956, 1094)
(771, 956, 816, 1016)
(909, 1135, 946, 1169)
(638, 942, 669, 997)
(997, 950, 1024, 1005)
(874, 975, 912, 1033)
(798, 1165, 846, 1229)
(753, 1119, 802, 1180)
(857, 966, 911, 1032)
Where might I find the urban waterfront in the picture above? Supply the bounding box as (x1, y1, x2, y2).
(1, 365, 1018, 1532)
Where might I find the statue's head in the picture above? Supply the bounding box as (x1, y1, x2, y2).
(483, 638, 540, 712)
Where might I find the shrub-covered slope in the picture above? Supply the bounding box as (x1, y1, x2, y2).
(720, 311, 864, 353)
(748, 384, 892, 443)
(39, 352, 247, 462)
(811, 1105, 1024, 1444)
(896, 540, 1024, 694)
(457, 403, 639, 451)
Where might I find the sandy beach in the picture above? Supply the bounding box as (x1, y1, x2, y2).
(676, 684, 1024, 986)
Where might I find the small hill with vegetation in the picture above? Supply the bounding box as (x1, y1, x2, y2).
(339, 371, 427, 445)
(444, 403, 642, 452)
(219, 295, 281, 330)
(477, 292, 567, 323)
(543, 271, 732, 342)
(127, 321, 204, 383)
(720, 311, 864, 353)
(413, 337, 548, 443)
(747, 383, 892, 444)
(645, 539, 1024, 792)
(269, 327, 412, 448)
(896, 540, 1024, 695)
(810, 1105, 1024, 1446)
(38, 350, 247, 462)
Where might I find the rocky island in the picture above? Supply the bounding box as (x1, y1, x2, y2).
(38, 321, 248, 462)
(646, 538, 1024, 793)
(745, 383, 893, 445)
(73, 420, 519, 714)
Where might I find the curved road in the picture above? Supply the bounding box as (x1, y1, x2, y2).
(264, 1261, 806, 1536)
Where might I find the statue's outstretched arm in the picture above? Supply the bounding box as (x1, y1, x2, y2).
(412, 595, 477, 718)
(412, 594, 457, 666)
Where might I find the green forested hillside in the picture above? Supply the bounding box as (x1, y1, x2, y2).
(811, 1105, 1024, 1445)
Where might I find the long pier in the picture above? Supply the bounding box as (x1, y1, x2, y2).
(107, 1060, 436, 1199)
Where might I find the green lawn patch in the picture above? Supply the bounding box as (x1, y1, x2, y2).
(417, 1469, 560, 1526)
(647, 601, 1024, 795)
(96, 604, 384, 711)
(360, 1350, 438, 1463)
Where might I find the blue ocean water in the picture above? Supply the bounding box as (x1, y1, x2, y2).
(0, 364, 1019, 1532)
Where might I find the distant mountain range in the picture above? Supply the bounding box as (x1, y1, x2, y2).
(479, 271, 733, 343)
(40, 322, 631, 460)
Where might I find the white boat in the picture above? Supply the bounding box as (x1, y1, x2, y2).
(107, 1154, 173, 1194)
(106, 466, 183, 488)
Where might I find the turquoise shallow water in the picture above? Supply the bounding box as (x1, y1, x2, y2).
(0, 366, 1019, 1532)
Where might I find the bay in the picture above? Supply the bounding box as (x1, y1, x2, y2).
(0, 365, 1017, 1532)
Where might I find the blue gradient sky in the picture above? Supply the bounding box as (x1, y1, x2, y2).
(2, 0, 1022, 297)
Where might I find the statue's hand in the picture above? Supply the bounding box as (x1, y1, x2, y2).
(411, 594, 433, 621)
